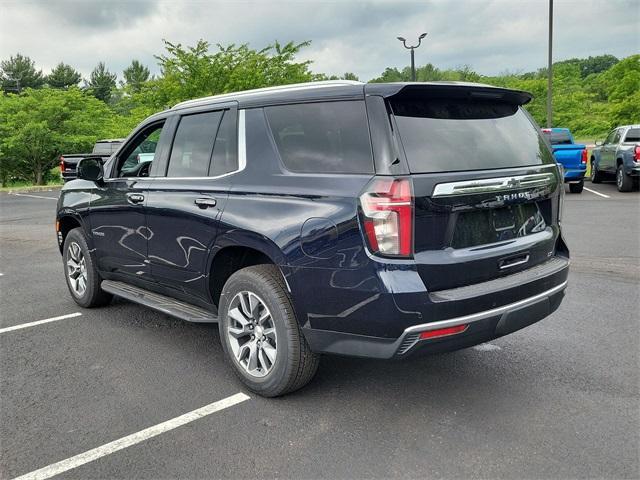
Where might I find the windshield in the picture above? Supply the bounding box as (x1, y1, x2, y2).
(390, 98, 554, 173)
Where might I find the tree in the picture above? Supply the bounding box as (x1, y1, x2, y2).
(0, 88, 127, 185)
(87, 62, 117, 102)
(47, 62, 82, 89)
(342, 72, 359, 81)
(122, 59, 150, 92)
(0, 53, 45, 92)
(132, 39, 317, 111)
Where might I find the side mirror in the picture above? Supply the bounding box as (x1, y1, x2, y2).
(595, 140, 603, 146)
(77, 156, 104, 183)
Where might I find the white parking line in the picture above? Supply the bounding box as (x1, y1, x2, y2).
(583, 187, 610, 198)
(9, 193, 58, 201)
(0, 313, 82, 334)
(12, 392, 251, 480)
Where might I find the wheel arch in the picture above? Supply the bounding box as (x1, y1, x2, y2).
(56, 214, 86, 254)
(208, 237, 288, 309)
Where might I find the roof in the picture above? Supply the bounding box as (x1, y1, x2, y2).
(167, 80, 533, 112)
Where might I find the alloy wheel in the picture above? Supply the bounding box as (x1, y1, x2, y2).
(226, 291, 277, 378)
(66, 241, 87, 297)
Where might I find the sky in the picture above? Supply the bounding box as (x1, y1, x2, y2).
(0, 0, 638, 82)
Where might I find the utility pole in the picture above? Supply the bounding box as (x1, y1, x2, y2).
(397, 33, 428, 81)
(547, 0, 553, 128)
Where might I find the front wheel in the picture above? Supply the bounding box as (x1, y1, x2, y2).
(617, 165, 633, 192)
(569, 180, 584, 193)
(218, 265, 320, 397)
(63, 228, 112, 308)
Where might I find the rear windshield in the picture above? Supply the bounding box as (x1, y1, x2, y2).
(624, 128, 640, 142)
(542, 130, 573, 145)
(93, 142, 120, 154)
(390, 98, 554, 173)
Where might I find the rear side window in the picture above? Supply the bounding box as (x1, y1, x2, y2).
(390, 97, 554, 173)
(167, 111, 222, 177)
(624, 128, 640, 142)
(210, 110, 238, 177)
(265, 101, 373, 174)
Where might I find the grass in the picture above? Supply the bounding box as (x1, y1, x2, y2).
(1, 167, 63, 192)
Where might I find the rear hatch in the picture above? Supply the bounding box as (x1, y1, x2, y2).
(387, 85, 562, 291)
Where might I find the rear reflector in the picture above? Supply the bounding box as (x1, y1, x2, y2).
(419, 324, 468, 340)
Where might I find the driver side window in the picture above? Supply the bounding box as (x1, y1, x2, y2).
(604, 130, 617, 145)
(116, 122, 165, 178)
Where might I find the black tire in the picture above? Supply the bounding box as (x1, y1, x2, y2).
(616, 164, 633, 192)
(62, 227, 112, 308)
(590, 159, 603, 183)
(569, 180, 584, 193)
(218, 264, 320, 397)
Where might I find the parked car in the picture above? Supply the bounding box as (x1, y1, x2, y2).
(541, 128, 587, 193)
(59, 139, 123, 182)
(590, 125, 640, 192)
(56, 81, 569, 396)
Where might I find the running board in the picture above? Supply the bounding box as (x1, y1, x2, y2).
(101, 280, 218, 323)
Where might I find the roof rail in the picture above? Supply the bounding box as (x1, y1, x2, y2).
(171, 80, 364, 109)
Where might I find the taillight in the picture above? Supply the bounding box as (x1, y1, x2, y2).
(359, 177, 413, 257)
(634, 145, 640, 162)
(581, 149, 587, 164)
(59, 156, 65, 172)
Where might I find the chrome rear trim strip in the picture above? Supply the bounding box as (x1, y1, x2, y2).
(432, 172, 556, 197)
(403, 280, 568, 335)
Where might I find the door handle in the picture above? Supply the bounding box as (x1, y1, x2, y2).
(194, 198, 217, 209)
(127, 193, 145, 204)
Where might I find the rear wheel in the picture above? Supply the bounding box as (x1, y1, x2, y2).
(590, 159, 603, 183)
(218, 265, 320, 397)
(616, 164, 633, 192)
(569, 180, 584, 193)
(63, 228, 112, 308)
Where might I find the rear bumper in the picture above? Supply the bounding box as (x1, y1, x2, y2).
(302, 281, 566, 359)
(289, 252, 569, 358)
(563, 167, 586, 182)
(627, 166, 640, 177)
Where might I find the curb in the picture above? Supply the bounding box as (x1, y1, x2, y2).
(5, 185, 63, 194)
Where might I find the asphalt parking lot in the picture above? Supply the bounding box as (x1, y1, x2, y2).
(1, 182, 638, 479)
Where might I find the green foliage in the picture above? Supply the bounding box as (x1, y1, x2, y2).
(122, 60, 150, 92)
(0, 88, 129, 185)
(0, 41, 637, 187)
(47, 62, 82, 89)
(0, 53, 45, 92)
(87, 62, 117, 102)
(131, 39, 316, 112)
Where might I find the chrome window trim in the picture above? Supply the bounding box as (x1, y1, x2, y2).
(106, 109, 247, 182)
(432, 171, 556, 197)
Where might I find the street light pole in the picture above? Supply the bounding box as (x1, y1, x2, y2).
(397, 33, 428, 81)
(547, 0, 553, 128)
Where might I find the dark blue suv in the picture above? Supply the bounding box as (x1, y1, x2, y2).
(56, 81, 569, 396)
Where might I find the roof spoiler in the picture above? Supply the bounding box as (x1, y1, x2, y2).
(365, 82, 533, 106)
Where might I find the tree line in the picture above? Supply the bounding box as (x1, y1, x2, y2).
(0, 39, 638, 186)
